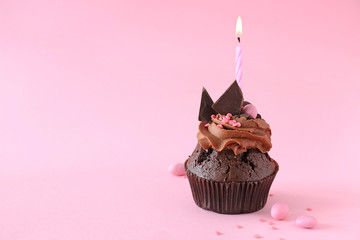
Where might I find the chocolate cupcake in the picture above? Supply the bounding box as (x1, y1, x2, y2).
(185, 81, 278, 214)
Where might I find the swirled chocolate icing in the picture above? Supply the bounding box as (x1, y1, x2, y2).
(197, 114, 272, 155)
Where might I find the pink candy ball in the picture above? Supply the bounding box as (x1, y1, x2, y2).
(296, 215, 318, 229)
(168, 163, 186, 176)
(243, 104, 258, 118)
(271, 203, 289, 220)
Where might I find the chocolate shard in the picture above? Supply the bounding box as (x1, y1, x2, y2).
(198, 87, 217, 122)
(212, 80, 243, 115)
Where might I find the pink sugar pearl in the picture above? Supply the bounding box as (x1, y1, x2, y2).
(222, 116, 230, 123)
(271, 203, 289, 220)
(243, 104, 258, 118)
(296, 215, 317, 229)
(229, 120, 236, 125)
(168, 163, 186, 176)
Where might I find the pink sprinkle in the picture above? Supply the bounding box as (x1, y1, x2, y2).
(229, 120, 236, 125)
(215, 231, 222, 235)
(222, 116, 230, 123)
(269, 193, 274, 197)
(236, 225, 243, 229)
(226, 113, 232, 117)
(183, 175, 187, 179)
(211, 115, 216, 119)
(219, 117, 223, 121)
(279, 238, 285, 240)
(204, 123, 209, 127)
(217, 124, 223, 129)
(272, 226, 279, 230)
(258, 218, 266, 222)
(229, 120, 241, 127)
(306, 208, 312, 211)
(268, 221, 275, 225)
(254, 234, 263, 239)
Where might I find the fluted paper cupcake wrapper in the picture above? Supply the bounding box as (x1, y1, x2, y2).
(185, 160, 279, 214)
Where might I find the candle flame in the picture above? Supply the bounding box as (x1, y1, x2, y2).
(236, 16, 243, 37)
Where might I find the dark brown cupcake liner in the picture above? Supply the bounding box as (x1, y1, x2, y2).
(185, 159, 279, 214)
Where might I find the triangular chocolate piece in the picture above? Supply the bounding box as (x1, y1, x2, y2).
(198, 87, 217, 122)
(212, 80, 243, 115)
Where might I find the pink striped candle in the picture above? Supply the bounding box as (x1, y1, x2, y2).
(235, 16, 243, 88)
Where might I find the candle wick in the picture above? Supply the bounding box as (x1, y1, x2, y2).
(237, 37, 241, 44)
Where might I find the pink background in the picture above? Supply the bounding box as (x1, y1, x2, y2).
(1, 0, 360, 239)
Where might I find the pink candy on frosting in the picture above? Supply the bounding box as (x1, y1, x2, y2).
(217, 124, 224, 129)
(243, 104, 258, 118)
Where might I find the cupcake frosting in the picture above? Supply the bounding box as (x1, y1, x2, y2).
(197, 114, 272, 155)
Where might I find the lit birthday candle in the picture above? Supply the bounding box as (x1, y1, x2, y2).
(235, 16, 243, 88)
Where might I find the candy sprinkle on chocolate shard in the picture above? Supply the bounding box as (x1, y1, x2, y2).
(198, 87, 217, 122)
(212, 80, 243, 115)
